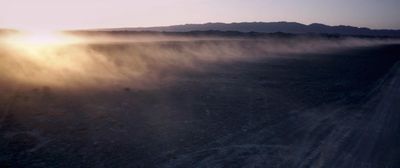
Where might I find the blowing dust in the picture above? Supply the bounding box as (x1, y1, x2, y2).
(0, 32, 397, 91)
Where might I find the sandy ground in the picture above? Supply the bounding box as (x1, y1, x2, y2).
(0, 44, 400, 167)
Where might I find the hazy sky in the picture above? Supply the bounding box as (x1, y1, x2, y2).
(1, 0, 399, 31)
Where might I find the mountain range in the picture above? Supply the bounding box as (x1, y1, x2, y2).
(102, 22, 400, 37)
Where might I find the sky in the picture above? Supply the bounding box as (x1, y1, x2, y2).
(1, 0, 400, 31)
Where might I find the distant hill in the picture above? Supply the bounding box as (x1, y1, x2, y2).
(102, 22, 400, 37)
(0, 29, 17, 35)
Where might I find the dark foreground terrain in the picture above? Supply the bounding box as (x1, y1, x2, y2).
(1, 43, 400, 167)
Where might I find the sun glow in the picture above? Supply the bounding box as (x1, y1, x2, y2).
(1, 29, 83, 49)
(0, 29, 94, 88)
(18, 32, 66, 45)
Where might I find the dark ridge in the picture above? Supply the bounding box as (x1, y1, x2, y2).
(92, 22, 400, 37)
(70, 30, 398, 40)
(0, 29, 17, 35)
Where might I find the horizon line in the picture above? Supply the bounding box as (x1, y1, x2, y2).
(1, 21, 400, 32)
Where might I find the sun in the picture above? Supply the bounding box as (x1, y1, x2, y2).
(1, 28, 82, 49)
(18, 31, 65, 45)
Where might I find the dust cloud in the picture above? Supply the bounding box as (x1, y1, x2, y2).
(0, 32, 397, 91)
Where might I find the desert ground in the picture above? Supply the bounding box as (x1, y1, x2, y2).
(0, 34, 399, 167)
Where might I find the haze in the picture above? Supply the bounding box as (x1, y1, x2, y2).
(1, 0, 400, 31)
